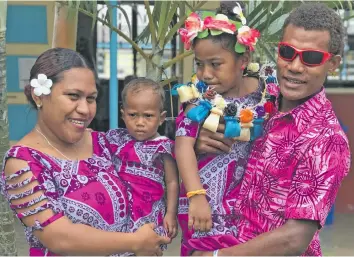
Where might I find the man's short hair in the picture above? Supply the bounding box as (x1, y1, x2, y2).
(282, 3, 344, 55)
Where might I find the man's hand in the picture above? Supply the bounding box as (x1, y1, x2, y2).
(192, 250, 213, 256)
(195, 124, 235, 155)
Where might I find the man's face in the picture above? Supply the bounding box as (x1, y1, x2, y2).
(277, 24, 341, 102)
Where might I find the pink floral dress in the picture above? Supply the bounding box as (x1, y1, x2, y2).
(0, 131, 131, 256)
(105, 128, 174, 240)
(176, 82, 268, 255)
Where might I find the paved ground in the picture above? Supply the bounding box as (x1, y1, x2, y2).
(15, 213, 354, 256)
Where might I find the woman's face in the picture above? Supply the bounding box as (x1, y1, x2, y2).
(38, 68, 97, 144)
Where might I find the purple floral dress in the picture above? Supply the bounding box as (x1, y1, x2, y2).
(176, 82, 264, 255)
(105, 128, 174, 240)
(0, 131, 131, 256)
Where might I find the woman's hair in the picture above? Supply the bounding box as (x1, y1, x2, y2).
(24, 48, 93, 108)
(192, 1, 246, 56)
(121, 78, 165, 112)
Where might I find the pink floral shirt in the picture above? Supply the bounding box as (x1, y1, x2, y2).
(233, 88, 351, 256)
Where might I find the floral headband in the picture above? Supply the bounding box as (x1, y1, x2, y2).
(30, 74, 53, 96)
(178, 3, 260, 53)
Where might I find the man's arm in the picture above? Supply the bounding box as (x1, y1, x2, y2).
(194, 219, 317, 256)
(195, 124, 235, 154)
(221, 219, 317, 256)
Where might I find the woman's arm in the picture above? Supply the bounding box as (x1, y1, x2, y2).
(4, 158, 170, 256)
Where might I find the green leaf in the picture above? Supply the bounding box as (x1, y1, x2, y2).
(116, 4, 132, 37)
(230, 20, 242, 30)
(199, 10, 215, 19)
(235, 42, 246, 53)
(158, 1, 168, 39)
(197, 29, 209, 38)
(164, 1, 207, 45)
(159, 1, 179, 48)
(210, 29, 223, 36)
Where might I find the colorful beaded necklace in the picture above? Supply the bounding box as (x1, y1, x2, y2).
(172, 64, 278, 142)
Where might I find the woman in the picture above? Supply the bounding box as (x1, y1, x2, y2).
(0, 48, 170, 256)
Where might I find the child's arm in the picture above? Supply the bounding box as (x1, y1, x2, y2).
(162, 154, 179, 238)
(175, 131, 212, 232)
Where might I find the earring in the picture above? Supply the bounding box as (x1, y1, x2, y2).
(36, 104, 42, 109)
(241, 65, 246, 70)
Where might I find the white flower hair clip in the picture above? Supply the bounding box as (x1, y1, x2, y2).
(30, 74, 53, 96)
(233, 2, 246, 25)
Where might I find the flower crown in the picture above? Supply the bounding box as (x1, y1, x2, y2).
(178, 3, 260, 53)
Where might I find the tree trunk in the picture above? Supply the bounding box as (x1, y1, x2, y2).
(145, 48, 163, 82)
(0, 1, 18, 255)
(52, 2, 78, 49)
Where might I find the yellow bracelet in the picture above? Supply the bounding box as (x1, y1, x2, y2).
(186, 189, 207, 198)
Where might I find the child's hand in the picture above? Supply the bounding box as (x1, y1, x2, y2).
(188, 194, 212, 232)
(163, 212, 178, 239)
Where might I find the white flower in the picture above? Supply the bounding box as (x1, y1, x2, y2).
(233, 2, 247, 25)
(30, 74, 53, 96)
(247, 63, 260, 73)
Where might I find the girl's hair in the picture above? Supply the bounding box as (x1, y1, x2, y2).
(192, 1, 246, 56)
(24, 48, 93, 108)
(122, 78, 165, 111)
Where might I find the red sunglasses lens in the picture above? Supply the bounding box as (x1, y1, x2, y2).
(278, 44, 326, 66)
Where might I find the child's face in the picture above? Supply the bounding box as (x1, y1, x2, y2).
(121, 87, 166, 141)
(194, 38, 248, 98)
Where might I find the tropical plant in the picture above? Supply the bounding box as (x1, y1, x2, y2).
(243, 0, 353, 63)
(58, 0, 354, 80)
(57, 0, 208, 84)
(0, 0, 18, 254)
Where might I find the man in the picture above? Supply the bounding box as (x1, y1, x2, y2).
(194, 3, 350, 256)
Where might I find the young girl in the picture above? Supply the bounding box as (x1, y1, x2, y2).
(175, 2, 277, 255)
(105, 78, 179, 248)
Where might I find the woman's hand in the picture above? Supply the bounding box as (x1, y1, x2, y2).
(132, 223, 171, 256)
(195, 124, 235, 155)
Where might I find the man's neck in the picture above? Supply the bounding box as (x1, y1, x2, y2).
(279, 91, 320, 113)
(279, 97, 303, 112)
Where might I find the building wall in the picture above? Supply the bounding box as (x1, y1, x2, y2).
(6, 1, 55, 145)
(326, 89, 354, 214)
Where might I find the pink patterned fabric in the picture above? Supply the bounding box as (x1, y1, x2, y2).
(0, 132, 131, 256)
(176, 83, 264, 255)
(233, 88, 351, 256)
(105, 128, 174, 239)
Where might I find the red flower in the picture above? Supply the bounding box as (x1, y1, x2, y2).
(178, 13, 203, 50)
(204, 14, 236, 34)
(264, 101, 275, 114)
(237, 26, 260, 51)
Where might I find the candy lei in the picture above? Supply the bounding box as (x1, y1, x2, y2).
(172, 66, 277, 142)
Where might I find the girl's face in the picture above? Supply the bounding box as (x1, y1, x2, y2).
(121, 87, 166, 141)
(194, 38, 249, 98)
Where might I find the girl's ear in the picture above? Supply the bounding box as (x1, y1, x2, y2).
(240, 51, 251, 68)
